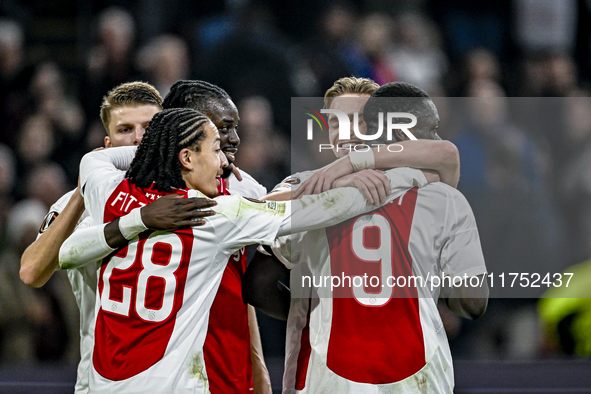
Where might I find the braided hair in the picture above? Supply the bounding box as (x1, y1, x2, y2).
(162, 80, 231, 115)
(126, 108, 211, 192)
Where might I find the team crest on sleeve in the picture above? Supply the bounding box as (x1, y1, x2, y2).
(39, 211, 59, 234)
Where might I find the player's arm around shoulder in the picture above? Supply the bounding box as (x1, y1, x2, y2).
(202, 192, 289, 250)
(22, 146, 133, 286)
(20, 188, 85, 287)
(59, 194, 217, 269)
(438, 186, 489, 320)
(379, 139, 460, 187)
(79, 146, 137, 197)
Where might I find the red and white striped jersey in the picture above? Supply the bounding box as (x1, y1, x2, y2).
(274, 172, 486, 394)
(84, 184, 286, 393)
(78, 148, 288, 393)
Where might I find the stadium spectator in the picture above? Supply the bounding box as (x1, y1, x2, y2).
(235, 95, 289, 191)
(136, 34, 191, 97)
(82, 7, 141, 127)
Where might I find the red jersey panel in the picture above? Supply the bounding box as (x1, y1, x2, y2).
(94, 180, 191, 380)
(325, 189, 425, 384)
(204, 176, 254, 393)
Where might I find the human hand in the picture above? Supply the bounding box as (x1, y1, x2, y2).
(333, 169, 391, 206)
(292, 156, 354, 199)
(140, 195, 217, 230)
(232, 165, 243, 181)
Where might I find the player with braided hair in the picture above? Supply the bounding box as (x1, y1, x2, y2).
(126, 108, 212, 192)
(163, 80, 266, 197)
(59, 106, 433, 393)
(162, 80, 231, 115)
(163, 80, 233, 177)
(163, 81, 271, 394)
(20, 83, 216, 394)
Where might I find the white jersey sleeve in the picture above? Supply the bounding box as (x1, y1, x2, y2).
(79, 147, 130, 222)
(189, 167, 426, 257)
(59, 217, 112, 269)
(273, 167, 428, 265)
(226, 168, 267, 198)
(37, 189, 85, 237)
(270, 170, 315, 193)
(191, 191, 287, 251)
(80, 146, 136, 199)
(439, 187, 487, 278)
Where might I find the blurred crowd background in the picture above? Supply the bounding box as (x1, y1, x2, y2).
(1, 0, 591, 372)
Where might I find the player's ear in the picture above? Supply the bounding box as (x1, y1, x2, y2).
(395, 129, 409, 141)
(179, 148, 193, 170)
(104, 135, 112, 148)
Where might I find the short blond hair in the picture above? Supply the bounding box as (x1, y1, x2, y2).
(100, 82, 162, 135)
(324, 77, 379, 109)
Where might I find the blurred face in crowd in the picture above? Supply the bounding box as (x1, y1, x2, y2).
(206, 99, 240, 179)
(105, 104, 161, 147)
(327, 93, 371, 158)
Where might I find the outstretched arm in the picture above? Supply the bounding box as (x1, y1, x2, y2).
(61, 146, 218, 269)
(20, 147, 139, 287)
(20, 188, 85, 287)
(293, 140, 459, 198)
(60, 195, 217, 269)
(279, 167, 429, 237)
